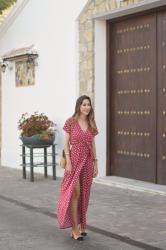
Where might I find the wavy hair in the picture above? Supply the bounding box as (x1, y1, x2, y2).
(72, 95, 97, 132)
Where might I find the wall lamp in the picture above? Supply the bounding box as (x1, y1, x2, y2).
(0, 45, 39, 73)
(0, 54, 38, 73)
(0, 61, 8, 73)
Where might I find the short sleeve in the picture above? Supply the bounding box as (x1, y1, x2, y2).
(63, 118, 71, 134)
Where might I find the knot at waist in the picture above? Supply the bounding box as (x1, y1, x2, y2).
(71, 141, 93, 155)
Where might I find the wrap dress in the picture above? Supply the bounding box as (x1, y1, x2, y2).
(57, 118, 98, 229)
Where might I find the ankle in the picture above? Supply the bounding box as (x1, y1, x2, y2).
(80, 226, 86, 232)
(72, 228, 79, 234)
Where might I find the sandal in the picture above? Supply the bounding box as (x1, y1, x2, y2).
(80, 231, 87, 236)
(70, 231, 84, 241)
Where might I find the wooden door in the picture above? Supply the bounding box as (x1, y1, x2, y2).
(157, 11, 166, 184)
(108, 14, 157, 182)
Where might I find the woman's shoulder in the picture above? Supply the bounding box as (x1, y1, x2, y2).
(65, 117, 76, 124)
(63, 117, 77, 130)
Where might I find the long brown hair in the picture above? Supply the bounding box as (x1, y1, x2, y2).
(72, 95, 97, 132)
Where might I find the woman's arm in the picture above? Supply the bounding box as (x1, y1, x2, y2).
(64, 132, 72, 174)
(92, 139, 98, 177)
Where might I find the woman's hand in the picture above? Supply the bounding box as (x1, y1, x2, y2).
(65, 162, 72, 175)
(93, 161, 98, 178)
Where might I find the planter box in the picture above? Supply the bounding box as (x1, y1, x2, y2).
(20, 134, 55, 147)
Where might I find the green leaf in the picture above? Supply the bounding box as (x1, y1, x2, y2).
(0, 0, 16, 12)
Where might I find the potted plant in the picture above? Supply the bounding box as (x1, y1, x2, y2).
(18, 112, 56, 147)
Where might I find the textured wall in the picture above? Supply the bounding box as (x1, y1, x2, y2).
(78, 0, 144, 102)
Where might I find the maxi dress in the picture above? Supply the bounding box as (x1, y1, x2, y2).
(57, 118, 98, 229)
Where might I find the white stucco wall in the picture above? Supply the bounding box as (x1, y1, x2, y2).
(0, 0, 87, 176)
(95, 20, 107, 177)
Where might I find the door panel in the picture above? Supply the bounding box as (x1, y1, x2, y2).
(157, 11, 166, 184)
(109, 14, 157, 182)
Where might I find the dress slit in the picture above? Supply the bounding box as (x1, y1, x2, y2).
(58, 165, 83, 229)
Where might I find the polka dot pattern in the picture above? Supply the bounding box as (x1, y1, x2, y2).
(57, 118, 98, 229)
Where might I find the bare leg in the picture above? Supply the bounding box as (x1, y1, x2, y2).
(70, 179, 81, 235)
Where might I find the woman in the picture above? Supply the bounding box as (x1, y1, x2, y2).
(57, 95, 98, 240)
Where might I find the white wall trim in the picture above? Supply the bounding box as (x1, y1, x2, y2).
(94, 19, 106, 177)
(0, 0, 30, 39)
(93, 0, 166, 20)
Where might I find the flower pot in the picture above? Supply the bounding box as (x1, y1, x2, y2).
(20, 134, 55, 147)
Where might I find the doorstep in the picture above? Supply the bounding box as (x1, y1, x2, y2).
(93, 176, 166, 196)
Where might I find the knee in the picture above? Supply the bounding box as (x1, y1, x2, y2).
(72, 189, 80, 200)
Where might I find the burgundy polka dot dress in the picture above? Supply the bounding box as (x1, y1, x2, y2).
(57, 118, 98, 229)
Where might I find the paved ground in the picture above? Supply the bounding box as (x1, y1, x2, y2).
(94, 176, 166, 195)
(0, 166, 166, 250)
(0, 198, 142, 250)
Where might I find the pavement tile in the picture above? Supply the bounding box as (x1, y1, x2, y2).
(0, 166, 166, 250)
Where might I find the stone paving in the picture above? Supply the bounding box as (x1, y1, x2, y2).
(0, 166, 166, 250)
(0, 198, 142, 250)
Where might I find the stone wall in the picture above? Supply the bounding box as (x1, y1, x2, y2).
(78, 0, 144, 102)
